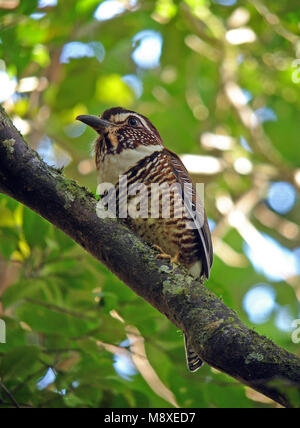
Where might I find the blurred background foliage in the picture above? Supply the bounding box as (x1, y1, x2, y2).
(0, 0, 300, 408)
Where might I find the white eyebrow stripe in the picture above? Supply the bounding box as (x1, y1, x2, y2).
(111, 112, 152, 132)
(136, 115, 151, 132)
(113, 112, 131, 123)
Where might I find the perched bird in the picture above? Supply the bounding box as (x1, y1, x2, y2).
(77, 107, 213, 372)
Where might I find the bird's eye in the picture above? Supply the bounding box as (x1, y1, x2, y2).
(128, 117, 139, 127)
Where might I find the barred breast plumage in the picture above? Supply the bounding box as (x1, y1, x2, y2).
(77, 107, 213, 372)
(116, 149, 210, 277)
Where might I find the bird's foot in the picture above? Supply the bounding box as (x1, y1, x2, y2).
(153, 246, 180, 265)
(153, 245, 171, 261)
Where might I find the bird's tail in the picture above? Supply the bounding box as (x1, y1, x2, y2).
(184, 334, 204, 372)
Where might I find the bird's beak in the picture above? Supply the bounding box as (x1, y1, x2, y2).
(76, 115, 112, 132)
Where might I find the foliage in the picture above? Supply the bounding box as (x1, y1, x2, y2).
(0, 0, 299, 408)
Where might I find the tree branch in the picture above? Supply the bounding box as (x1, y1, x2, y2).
(0, 105, 300, 408)
(0, 379, 20, 409)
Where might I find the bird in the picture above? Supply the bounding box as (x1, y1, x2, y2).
(77, 107, 213, 372)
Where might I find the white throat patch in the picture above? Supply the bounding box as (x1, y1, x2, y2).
(98, 144, 163, 185)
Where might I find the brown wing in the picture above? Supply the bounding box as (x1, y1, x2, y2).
(165, 149, 213, 279)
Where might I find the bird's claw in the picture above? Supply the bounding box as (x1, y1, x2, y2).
(153, 245, 180, 264)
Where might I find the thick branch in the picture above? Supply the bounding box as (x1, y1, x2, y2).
(0, 105, 300, 408)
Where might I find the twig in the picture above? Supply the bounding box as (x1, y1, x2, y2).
(0, 379, 20, 409)
(24, 298, 97, 322)
(248, 0, 299, 49)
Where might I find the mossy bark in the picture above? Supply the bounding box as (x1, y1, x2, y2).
(1, 105, 300, 408)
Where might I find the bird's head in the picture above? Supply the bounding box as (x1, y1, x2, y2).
(76, 107, 163, 168)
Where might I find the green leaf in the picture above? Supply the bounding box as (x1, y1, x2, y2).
(2, 279, 46, 308)
(16, 302, 98, 337)
(23, 207, 50, 249)
(0, 228, 19, 258)
(0, 345, 41, 381)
